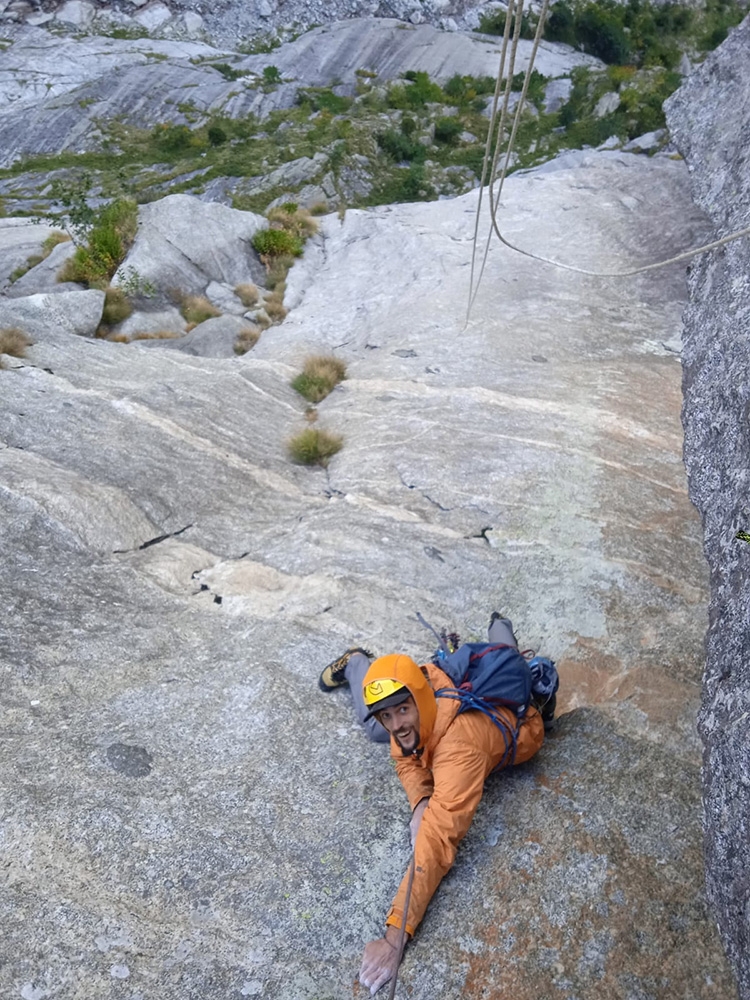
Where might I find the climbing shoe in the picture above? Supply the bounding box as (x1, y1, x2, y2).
(318, 647, 373, 692)
(538, 692, 557, 733)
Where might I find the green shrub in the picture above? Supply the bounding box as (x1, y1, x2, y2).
(58, 198, 137, 286)
(387, 71, 443, 110)
(252, 228, 304, 257)
(288, 427, 343, 467)
(263, 65, 282, 84)
(211, 62, 245, 81)
(376, 129, 426, 162)
(291, 355, 347, 403)
(298, 87, 352, 114)
(479, 9, 538, 38)
(434, 117, 463, 145)
(207, 123, 228, 146)
(575, 6, 632, 64)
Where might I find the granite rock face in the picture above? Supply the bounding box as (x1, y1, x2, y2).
(0, 141, 737, 997)
(665, 17, 750, 998)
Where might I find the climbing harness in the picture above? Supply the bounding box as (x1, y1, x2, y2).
(466, 0, 750, 321)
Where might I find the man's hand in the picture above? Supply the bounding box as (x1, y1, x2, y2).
(359, 926, 405, 995)
(410, 797, 429, 848)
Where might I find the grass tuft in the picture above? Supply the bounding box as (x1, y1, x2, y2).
(234, 282, 259, 307)
(101, 286, 133, 326)
(291, 355, 347, 403)
(263, 290, 287, 322)
(0, 327, 32, 361)
(179, 294, 221, 325)
(288, 427, 343, 467)
(234, 325, 261, 355)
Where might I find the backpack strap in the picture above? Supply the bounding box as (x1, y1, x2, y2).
(435, 688, 520, 769)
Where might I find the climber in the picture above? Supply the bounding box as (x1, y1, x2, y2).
(318, 615, 552, 995)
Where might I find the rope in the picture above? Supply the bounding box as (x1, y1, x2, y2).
(387, 851, 416, 1000)
(466, 3, 750, 316)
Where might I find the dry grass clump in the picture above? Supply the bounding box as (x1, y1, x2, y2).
(0, 327, 32, 362)
(291, 355, 347, 403)
(179, 294, 221, 325)
(263, 290, 287, 322)
(288, 427, 343, 467)
(43, 230, 71, 254)
(234, 282, 258, 308)
(266, 255, 295, 291)
(234, 325, 261, 355)
(266, 205, 319, 240)
(130, 331, 181, 341)
(309, 201, 329, 216)
(101, 286, 133, 326)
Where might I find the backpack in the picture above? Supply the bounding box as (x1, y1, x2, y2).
(433, 642, 558, 768)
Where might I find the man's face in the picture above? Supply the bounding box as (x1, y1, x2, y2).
(376, 695, 420, 752)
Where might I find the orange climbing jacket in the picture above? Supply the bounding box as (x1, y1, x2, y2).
(362, 653, 544, 937)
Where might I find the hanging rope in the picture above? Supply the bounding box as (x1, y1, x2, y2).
(387, 851, 416, 1000)
(466, 4, 750, 318)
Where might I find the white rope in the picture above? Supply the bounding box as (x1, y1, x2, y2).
(466, 5, 750, 317)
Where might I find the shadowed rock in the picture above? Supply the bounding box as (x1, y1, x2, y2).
(665, 15, 750, 998)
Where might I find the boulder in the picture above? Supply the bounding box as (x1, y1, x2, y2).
(204, 280, 247, 315)
(54, 1, 95, 28)
(665, 17, 750, 998)
(0, 289, 104, 341)
(0, 219, 65, 289)
(117, 307, 186, 339)
(183, 11, 204, 34)
(116, 195, 268, 296)
(133, 2, 172, 30)
(594, 91, 620, 118)
(623, 129, 666, 153)
(136, 314, 258, 357)
(543, 77, 573, 113)
(5, 240, 77, 297)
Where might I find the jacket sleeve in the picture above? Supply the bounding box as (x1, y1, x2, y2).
(385, 736, 491, 936)
(393, 751, 435, 811)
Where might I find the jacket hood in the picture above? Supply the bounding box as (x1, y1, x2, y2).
(362, 653, 437, 752)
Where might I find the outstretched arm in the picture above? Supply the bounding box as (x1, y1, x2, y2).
(386, 740, 490, 936)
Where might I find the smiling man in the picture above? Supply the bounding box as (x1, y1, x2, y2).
(319, 616, 549, 995)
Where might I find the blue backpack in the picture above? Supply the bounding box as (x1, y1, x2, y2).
(432, 641, 558, 768)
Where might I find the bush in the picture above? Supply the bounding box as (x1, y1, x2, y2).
(376, 129, 426, 163)
(102, 286, 133, 326)
(0, 327, 32, 360)
(288, 427, 343, 467)
(179, 295, 221, 325)
(575, 6, 632, 64)
(480, 9, 538, 38)
(387, 71, 443, 109)
(434, 117, 463, 145)
(252, 228, 304, 257)
(57, 198, 138, 286)
(291, 355, 347, 403)
(265, 206, 318, 240)
(207, 123, 228, 146)
(234, 325, 260, 355)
